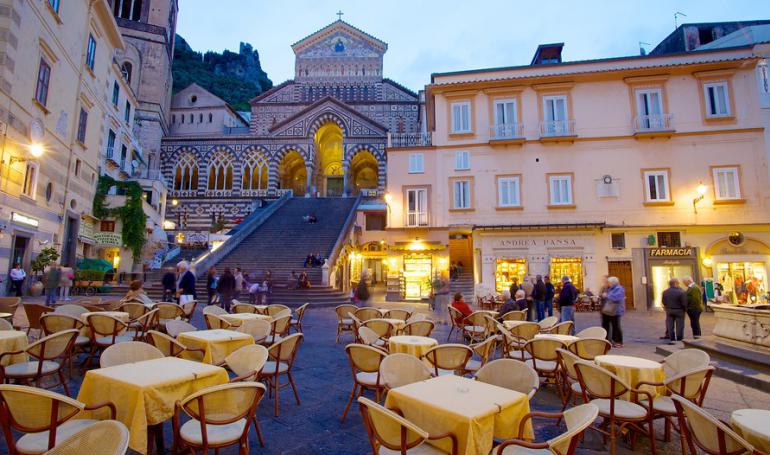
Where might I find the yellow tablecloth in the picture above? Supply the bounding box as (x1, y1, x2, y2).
(177, 329, 254, 364)
(534, 334, 579, 344)
(0, 331, 27, 366)
(388, 335, 437, 358)
(595, 354, 665, 399)
(219, 313, 272, 327)
(385, 375, 534, 455)
(731, 409, 770, 454)
(77, 357, 228, 454)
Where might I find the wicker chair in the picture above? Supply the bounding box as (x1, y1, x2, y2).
(379, 353, 432, 390)
(0, 297, 21, 319)
(358, 396, 458, 455)
(201, 305, 227, 316)
(524, 339, 564, 389)
(147, 330, 205, 361)
(424, 344, 472, 377)
(447, 306, 466, 342)
(83, 314, 131, 367)
(153, 303, 185, 331)
(22, 303, 53, 336)
(203, 313, 231, 330)
(260, 333, 303, 417)
(39, 314, 89, 376)
(0, 330, 78, 396)
(232, 302, 257, 314)
(671, 394, 757, 455)
(575, 326, 607, 339)
(341, 344, 387, 423)
(53, 305, 88, 319)
(383, 309, 411, 321)
(363, 319, 395, 341)
(476, 359, 539, 399)
(0, 384, 116, 455)
(538, 316, 559, 332)
(661, 349, 711, 377)
(494, 403, 599, 455)
(289, 303, 309, 333)
(180, 300, 197, 322)
(464, 336, 497, 374)
(568, 338, 612, 360)
(357, 326, 387, 349)
(543, 321, 574, 335)
(226, 344, 269, 382)
(263, 314, 291, 345)
(335, 304, 358, 343)
(0, 318, 13, 331)
(499, 322, 540, 361)
(266, 304, 291, 317)
(461, 311, 492, 343)
(354, 307, 381, 323)
(118, 302, 147, 322)
(72, 297, 102, 307)
(501, 310, 527, 322)
(236, 319, 271, 344)
(403, 320, 435, 337)
(556, 348, 587, 414)
(172, 383, 265, 454)
(165, 320, 198, 338)
(41, 420, 129, 455)
(99, 341, 164, 368)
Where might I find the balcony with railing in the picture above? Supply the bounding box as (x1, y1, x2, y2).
(539, 120, 577, 141)
(105, 147, 119, 167)
(387, 132, 432, 148)
(489, 123, 525, 144)
(633, 113, 674, 137)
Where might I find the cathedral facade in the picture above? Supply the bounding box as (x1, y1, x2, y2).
(161, 20, 423, 231)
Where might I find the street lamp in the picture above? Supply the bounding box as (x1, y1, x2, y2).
(171, 198, 179, 206)
(9, 142, 44, 165)
(693, 182, 707, 214)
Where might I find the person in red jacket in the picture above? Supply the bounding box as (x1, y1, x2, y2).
(450, 292, 473, 324)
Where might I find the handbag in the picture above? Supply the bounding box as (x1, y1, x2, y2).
(601, 300, 618, 316)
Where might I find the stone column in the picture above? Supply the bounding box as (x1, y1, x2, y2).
(305, 162, 314, 197)
(341, 159, 350, 197)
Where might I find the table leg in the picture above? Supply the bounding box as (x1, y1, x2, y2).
(147, 423, 166, 454)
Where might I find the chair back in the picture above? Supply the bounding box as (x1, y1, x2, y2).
(573, 360, 629, 401)
(101, 300, 124, 312)
(424, 344, 472, 375)
(354, 307, 381, 322)
(148, 330, 187, 357)
(568, 338, 612, 360)
(464, 311, 491, 329)
(663, 349, 711, 376)
(40, 314, 84, 335)
(179, 383, 265, 440)
(666, 366, 715, 404)
(267, 333, 303, 364)
(447, 306, 464, 326)
(404, 313, 427, 324)
(201, 305, 227, 316)
(357, 326, 381, 346)
(154, 303, 184, 321)
(476, 359, 539, 398)
(548, 403, 600, 455)
(100, 341, 164, 368)
(180, 300, 197, 321)
(0, 297, 20, 315)
(119, 302, 148, 320)
(575, 326, 607, 339)
(556, 348, 583, 382)
(273, 309, 292, 320)
(346, 344, 387, 375)
(294, 303, 310, 322)
(0, 318, 12, 331)
(363, 319, 394, 339)
(225, 344, 269, 381)
(85, 314, 127, 341)
(165, 320, 198, 338)
(54, 304, 88, 318)
(133, 308, 160, 335)
(23, 303, 53, 331)
(236, 319, 271, 342)
(73, 297, 102, 307)
(510, 322, 541, 342)
(501, 310, 526, 322)
(270, 314, 292, 337)
(525, 338, 562, 363)
(379, 353, 431, 389)
(0, 385, 84, 448)
(672, 394, 755, 455)
(538, 316, 559, 330)
(547, 321, 574, 335)
(335, 304, 358, 321)
(42, 420, 129, 455)
(357, 397, 428, 452)
(469, 336, 497, 367)
(403, 320, 434, 337)
(383, 309, 410, 321)
(266, 304, 291, 317)
(204, 313, 231, 330)
(27, 330, 79, 361)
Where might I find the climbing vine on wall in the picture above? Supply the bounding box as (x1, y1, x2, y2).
(93, 175, 147, 261)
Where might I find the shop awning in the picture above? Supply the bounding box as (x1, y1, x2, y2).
(76, 258, 114, 272)
(474, 222, 606, 231)
(390, 240, 445, 252)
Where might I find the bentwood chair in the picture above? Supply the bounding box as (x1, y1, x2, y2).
(461, 311, 492, 343)
(147, 330, 205, 361)
(556, 348, 587, 414)
(357, 326, 387, 349)
(53, 305, 88, 319)
(83, 314, 131, 368)
(204, 314, 232, 330)
(41, 420, 129, 455)
(501, 310, 527, 322)
(118, 302, 147, 323)
(404, 313, 427, 325)
(224, 345, 269, 447)
(99, 341, 164, 368)
(172, 383, 265, 455)
(236, 319, 271, 344)
(335, 304, 358, 343)
(263, 314, 291, 345)
(575, 326, 607, 339)
(354, 307, 381, 323)
(543, 321, 574, 336)
(672, 394, 758, 455)
(180, 300, 197, 323)
(0, 384, 116, 455)
(465, 336, 497, 374)
(379, 353, 432, 391)
(165, 320, 198, 338)
(289, 303, 310, 333)
(232, 302, 257, 314)
(340, 344, 387, 423)
(362, 319, 395, 341)
(476, 359, 539, 399)
(202, 305, 228, 316)
(568, 338, 612, 360)
(266, 304, 291, 317)
(129, 309, 159, 341)
(260, 333, 303, 417)
(538, 316, 559, 332)
(153, 303, 185, 332)
(0, 318, 13, 331)
(525, 339, 565, 390)
(358, 396, 458, 455)
(383, 309, 411, 321)
(39, 314, 89, 372)
(573, 360, 657, 455)
(498, 322, 540, 361)
(494, 403, 599, 455)
(403, 320, 435, 337)
(661, 349, 711, 377)
(23, 303, 54, 336)
(0, 330, 79, 396)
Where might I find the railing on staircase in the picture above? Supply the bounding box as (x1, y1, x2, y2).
(324, 193, 363, 287)
(191, 192, 292, 278)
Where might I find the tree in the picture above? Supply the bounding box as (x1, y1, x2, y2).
(30, 247, 60, 276)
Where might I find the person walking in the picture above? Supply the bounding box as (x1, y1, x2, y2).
(59, 267, 73, 302)
(662, 278, 687, 344)
(9, 263, 25, 297)
(43, 264, 61, 306)
(205, 267, 217, 305)
(233, 267, 244, 300)
(602, 276, 625, 348)
(521, 276, 535, 321)
(176, 261, 197, 304)
(544, 275, 555, 318)
(557, 276, 577, 333)
(161, 267, 176, 302)
(683, 276, 704, 339)
(217, 268, 236, 312)
(532, 275, 547, 321)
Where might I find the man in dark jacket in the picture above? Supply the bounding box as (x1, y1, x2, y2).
(216, 267, 236, 312)
(532, 275, 547, 321)
(544, 276, 555, 317)
(662, 278, 687, 344)
(558, 276, 577, 333)
(683, 276, 704, 339)
(161, 267, 176, 302)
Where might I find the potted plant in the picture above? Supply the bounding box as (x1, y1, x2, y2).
(29, 247, 60, 296)
(74, 269, 106, 287)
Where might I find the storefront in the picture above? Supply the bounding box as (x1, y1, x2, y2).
(495, 258, 527, 292)
(704, 234, 770, 305)
(645, 247, 699, 309)
(385, 240, 448, 302)
(550, 257, 584, 291)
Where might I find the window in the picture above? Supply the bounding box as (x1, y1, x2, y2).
(199, 113, 203, 123)
(452, 179, 471, 209)
(494, 99, 517, 126)
(643, 169, 670, 202)
(189, 114, 193, 124)
(76, 108, 88, 143)
(497, 175, 521, 207)
(106, 130, 116, 158)
(406, 188, 428, 227)
(242, 150, 268, 191)
(450, 101, 471, 133)
(365, 213, 386, 231)
(208, 113, 213, 123)
(112, 81, 119, 107)
(35, 59, 51, 107)
(611, 233, 626, 249)
(100, 220, 115, 232)
(22, 162, 38, 198)
(542, 95, 568, 134)
(119, 145, 128, 169)
(454, 151, 470, 170)
(120, 62, 132, 83)
(173, 152, 199, 191)
(207, 149, 234, 191)
(657, 231, 681, 248)
(48, 0, 59, 13)
(181, 114, 184, 124)
(86, 34, 97, 71)
(704, 82, 730, 117)
(712, 166, 741, 200)
(113, 0, 143, 21)
(172, 114, 176, 124)
(408, 153, 424, 174)
(74, 159, 81, 177)
(548, 174, 573, 206)
(124, 101, 131, 123)
(636, 89, 664, 128)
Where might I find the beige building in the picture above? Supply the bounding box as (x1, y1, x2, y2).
(374, 30, 770, 309)
(169, 83, 248, 136)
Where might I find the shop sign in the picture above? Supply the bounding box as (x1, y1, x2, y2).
(649, 247, 694, 257)
(497, 239, 578, 248)
(11, 212, 38, 228)
(78, 219, 95, 243)
(94, 232, 122, 247)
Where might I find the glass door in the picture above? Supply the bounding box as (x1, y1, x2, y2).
(402, 255, 432, 300)
(651, 264, 693, 309)
(550, 257, 583, 291)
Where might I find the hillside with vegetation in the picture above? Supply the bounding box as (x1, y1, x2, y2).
(172, 34, 273, 111)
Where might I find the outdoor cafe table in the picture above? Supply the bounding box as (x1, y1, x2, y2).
(388, 335, 437, 358)
(731, 409, 770, 453)
(77, 356, 229, 454)
(177, 329, 254, 364)
(384, 375, 534, 455)
(595, 354, 665, 398)
(219, 312, 272, 327)
(534, 333, 579, 344)
(0, 330, 27, 366)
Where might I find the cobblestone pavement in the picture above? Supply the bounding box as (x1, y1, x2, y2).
(7, 299, 770, 454)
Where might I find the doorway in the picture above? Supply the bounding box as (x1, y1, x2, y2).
(326, 177, 343, 197)
(608, 261, 635, 309)
(61, 216, 78, 266)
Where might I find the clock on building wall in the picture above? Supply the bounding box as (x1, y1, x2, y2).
(728, 231, 745, 247)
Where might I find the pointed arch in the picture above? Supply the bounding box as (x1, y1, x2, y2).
(206, 147, 234, 194)
(307, 111, 349, 138)
(173, 148, 199, 193)
(242, 147, 269, 193)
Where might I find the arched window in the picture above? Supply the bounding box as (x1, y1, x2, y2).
(173, 151, 198, 191)
(120, 62, 132, 83)
(189, 114, 193, 124)
(242, 150, 268, 191)
(208, 113, 213, 123)
(207, 149, 233, 190)
(199, 113, 203, 123)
